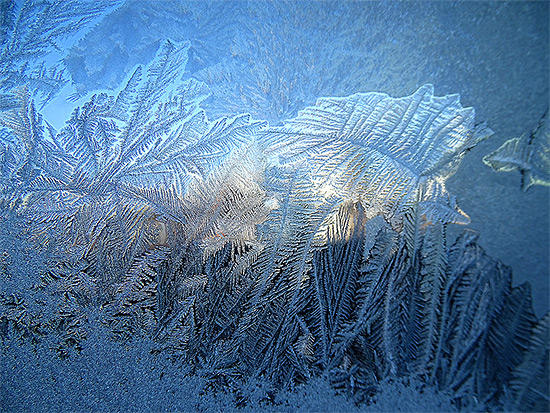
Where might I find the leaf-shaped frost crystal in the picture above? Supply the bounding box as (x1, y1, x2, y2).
(262, 84, 488, 228)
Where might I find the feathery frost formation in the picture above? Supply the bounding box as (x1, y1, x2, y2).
(0, 0, 115, 107)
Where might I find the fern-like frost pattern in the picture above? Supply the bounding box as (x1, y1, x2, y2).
(0, 23, 547, 413)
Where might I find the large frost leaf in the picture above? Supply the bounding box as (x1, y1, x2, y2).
(262, 84, 489, 228)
